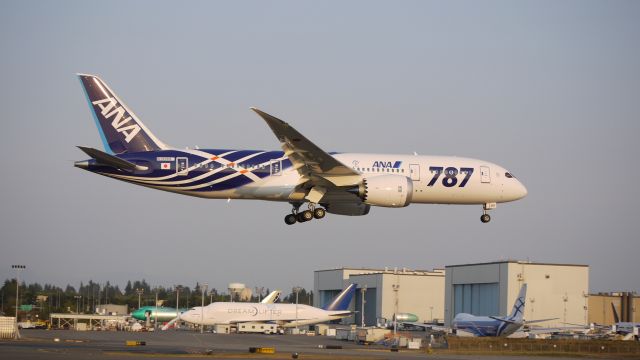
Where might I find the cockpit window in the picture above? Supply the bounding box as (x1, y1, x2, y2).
(505, 172, 514, 178)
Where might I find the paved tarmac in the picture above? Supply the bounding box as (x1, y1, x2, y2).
(0, 329, 633, 360)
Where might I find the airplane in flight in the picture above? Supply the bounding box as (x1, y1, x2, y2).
(179, 284, 356, 328)
(74, 74, 527, 224)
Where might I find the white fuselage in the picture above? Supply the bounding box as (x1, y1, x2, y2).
(231, 153, 525, 204)
(113, 151, 527, 204)
(180, 302, 350, 328)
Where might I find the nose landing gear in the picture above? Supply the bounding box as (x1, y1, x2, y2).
(480, 203, 496, 223)
(284, 203, 327, 225)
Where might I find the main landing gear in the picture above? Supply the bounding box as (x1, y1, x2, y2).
(284, 203, 326, 225)
(480, 202, 496, 223)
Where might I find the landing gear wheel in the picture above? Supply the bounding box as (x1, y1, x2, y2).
(297, 210, 313, 222)
(284, 214, 297, 225)
(480, 214, 491, 223)
(313, 208, 326, 219)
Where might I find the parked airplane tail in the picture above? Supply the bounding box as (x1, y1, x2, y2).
(611, 302, 620, 323)
(77, 74, 168, 154)
(508, 284, 527, 321)
(323, 284, 357, 311)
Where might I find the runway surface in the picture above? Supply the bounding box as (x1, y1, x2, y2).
(0, 329, 631, 359)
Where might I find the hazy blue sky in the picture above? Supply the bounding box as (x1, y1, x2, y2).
(1, 1, 639, 295)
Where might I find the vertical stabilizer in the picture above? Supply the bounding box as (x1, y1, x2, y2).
(78, 74, 168, 154)
(324, 284, 356, 311)
(508, 284, 527, 321)
(611, 302, 620, 323)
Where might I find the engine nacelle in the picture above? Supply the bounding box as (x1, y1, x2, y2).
(325, 203, 370, 216)
(360, 175, 413, 207)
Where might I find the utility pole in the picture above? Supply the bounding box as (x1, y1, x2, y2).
(361, 285, 367, 327)
(12, 265, 26, 322)
(136, 288, 144, 309)
(175, 285, 182, 329)
(392, 284, 400, 336)
(293, 286, 302, 333)
(201, 283, 208, 334)
(154, 289, 159, 330)
(74, 295, 82, 314)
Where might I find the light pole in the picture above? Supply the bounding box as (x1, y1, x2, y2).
(74, 295, 82, 314)
(175, 285, 182, 329)
(361, 285, 367, 327)
(293, 286, 302, 333)
(12, 265, 26, 321)
(136, 288, 144, 309)
(392, 284, 400, 336)
(201, 283, 208, 334)
(430, 306, 434, 322)
(154, 289, 159, 330)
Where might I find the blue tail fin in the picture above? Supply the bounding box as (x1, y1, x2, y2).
(78, 74, 168, 154)
(508, 284, 527, 321)
(323, 284, 356, 311)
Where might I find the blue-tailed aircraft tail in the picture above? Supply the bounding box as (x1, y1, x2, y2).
(508, 284, 527, 321)
(77, 73, 168, 154)
(323, 284, 357, 311)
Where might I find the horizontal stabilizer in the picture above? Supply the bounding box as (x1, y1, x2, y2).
(524, 317, 559, 324)
(489, 316, 518, 324)
(77, 146, 147, 171)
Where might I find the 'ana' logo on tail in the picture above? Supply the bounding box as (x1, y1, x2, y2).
(92, 97, 141, 143)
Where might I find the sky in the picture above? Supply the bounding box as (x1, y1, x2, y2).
(1, 0, 639, 296)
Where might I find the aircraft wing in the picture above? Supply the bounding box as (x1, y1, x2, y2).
(251, 108, 361, 187)
(400, 322, 449, 332)
(523, 318, 559, 325)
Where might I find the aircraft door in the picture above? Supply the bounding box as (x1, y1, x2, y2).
(270, 159, 282, 176)
(480, 166, 491, 183)
(409, 164, 420, 181)
(176, 157, 189, 176)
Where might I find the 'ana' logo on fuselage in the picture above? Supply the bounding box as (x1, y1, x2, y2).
(92, 97, 141, 143)
(372, 161, 402, 168)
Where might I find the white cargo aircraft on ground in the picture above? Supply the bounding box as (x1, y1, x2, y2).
(160, 290, 282, 330)
(75, 74, 527, 224)
(180, 284, 356, 328)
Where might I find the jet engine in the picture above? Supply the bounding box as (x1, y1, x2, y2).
(357, 175, 413, 207)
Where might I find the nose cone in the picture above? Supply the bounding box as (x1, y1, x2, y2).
(513, 180, 528, 200)
(181, 310, 193, 323)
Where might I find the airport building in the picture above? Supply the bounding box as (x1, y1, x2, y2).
(589, 292, 639, 325)
(314, 267, 445, 326)
(444, 260, 589, 328)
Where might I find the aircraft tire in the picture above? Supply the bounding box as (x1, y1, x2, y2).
(285, 214, 297, 225)
(480, 214, 491, 223)
(313, 208, 326, 219)
(298, 210, 313, 222)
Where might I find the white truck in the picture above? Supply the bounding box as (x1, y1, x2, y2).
(236, 322, 279, 335)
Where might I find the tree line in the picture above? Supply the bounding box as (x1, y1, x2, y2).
(0, 279, 313, 321)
